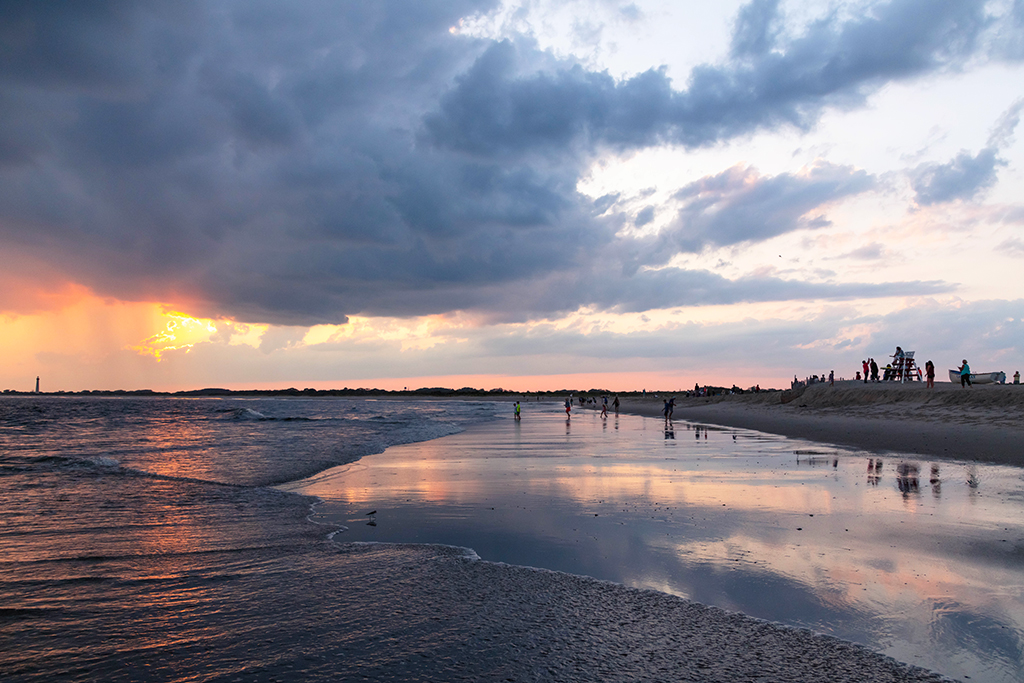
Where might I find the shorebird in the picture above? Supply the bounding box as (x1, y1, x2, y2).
(365, 510, 377, 526)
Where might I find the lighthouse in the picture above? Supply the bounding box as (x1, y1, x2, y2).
(35, 376, 40, 393)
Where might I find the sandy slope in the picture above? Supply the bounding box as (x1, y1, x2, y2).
(615, 381, 1024, 466)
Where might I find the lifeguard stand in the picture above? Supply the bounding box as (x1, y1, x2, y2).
(893, 350, 920, 382)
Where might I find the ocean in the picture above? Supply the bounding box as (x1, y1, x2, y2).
(0, 396, 990, 681)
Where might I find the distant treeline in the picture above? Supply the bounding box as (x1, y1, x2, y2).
(1, 387, 615, 397)
(2, 385, 774, 397)
(2, 387, 528, 397)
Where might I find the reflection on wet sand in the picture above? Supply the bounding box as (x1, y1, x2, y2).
(289, 407, 1024, 683)
(868, 457, 883, 486)
(897, 462, 920, 496)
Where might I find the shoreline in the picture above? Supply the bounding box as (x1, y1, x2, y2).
(9, 386, 1021, 467)
(292, 400, 1023, 682)
(600, 381, 1024, 467)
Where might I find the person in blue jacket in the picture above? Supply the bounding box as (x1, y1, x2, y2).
(959, 359, 972, 388)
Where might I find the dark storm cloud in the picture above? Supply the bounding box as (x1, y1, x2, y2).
(0, 0, 1002, 324)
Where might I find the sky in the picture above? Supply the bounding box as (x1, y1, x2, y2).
(1, 0, 1023, 392)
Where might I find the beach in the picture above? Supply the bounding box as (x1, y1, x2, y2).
(292, 403, 1024, 682)
(4, 395, 1022, 682)
(612, 381, 1024, 467)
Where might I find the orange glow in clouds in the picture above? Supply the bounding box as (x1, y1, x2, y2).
(0, 285, 793, 392)
(0, 287, 264, 391)
(129, 312, 219, 360)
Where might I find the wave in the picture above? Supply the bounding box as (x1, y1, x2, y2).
(218, 407, 269, 420)
(0, 453, 120, 472)
(0, 452, 259, 493)
(215, 407, 318, 422)
(1, 397, 502, 489)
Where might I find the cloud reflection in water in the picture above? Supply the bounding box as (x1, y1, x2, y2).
(293, 407, 1024, 683)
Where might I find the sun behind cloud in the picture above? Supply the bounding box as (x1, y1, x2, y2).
(129, 313, 218, 361)
(129, 312, 271, 361)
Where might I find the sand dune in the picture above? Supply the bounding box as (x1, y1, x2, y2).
(617, 382, 1024, 466)
(790, 381, 1024, 410)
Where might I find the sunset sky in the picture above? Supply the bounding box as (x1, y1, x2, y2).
(2, 0, 1023, 392)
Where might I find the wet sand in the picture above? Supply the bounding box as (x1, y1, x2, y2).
(615, 382, 1024, 466)
(291, 407, 1024, 682)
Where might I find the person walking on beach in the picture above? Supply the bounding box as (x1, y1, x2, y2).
(829, 370, 834, 386)
(613, 395, 620, 415)
(600, 396, 608, 418)
(869, 358, 879, 382)
(514, 401, 521, 421)
(564, 397, 572, 418)
(959, 359, 972, 388)
(925, 360, 935, 388)
(1015, 370, 1020, 385)
(862, 360, 869, 383)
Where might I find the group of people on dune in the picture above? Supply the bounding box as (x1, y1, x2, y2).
(859, 347, 938, 387)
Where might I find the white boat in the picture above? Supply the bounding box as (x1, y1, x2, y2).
(948, 370, 1006, 384)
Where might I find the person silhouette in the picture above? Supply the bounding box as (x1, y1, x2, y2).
(959, 359, 972, 388)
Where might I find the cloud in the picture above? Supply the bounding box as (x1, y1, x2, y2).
(575, 266, 949, 314)
(910, 147, 1006, 205)
(256, 325, 308, 354)
(838, 242, 886, 260)
(7, 290, 1016, 391)
(999, 237, 1024, 257)
(661, 163, 874, 254)
(634, 205, 655, 227)
(426, 0, 992, 156)
(430, 298, 1022, 379)
(989, 0, 1024, 60)
(0, 0, 1005, 326)
(986, 98, 1024, 148)
(865, 299, 1024, 365)
(730, 0, 782, 59)
(909, 99, 1022, 206)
